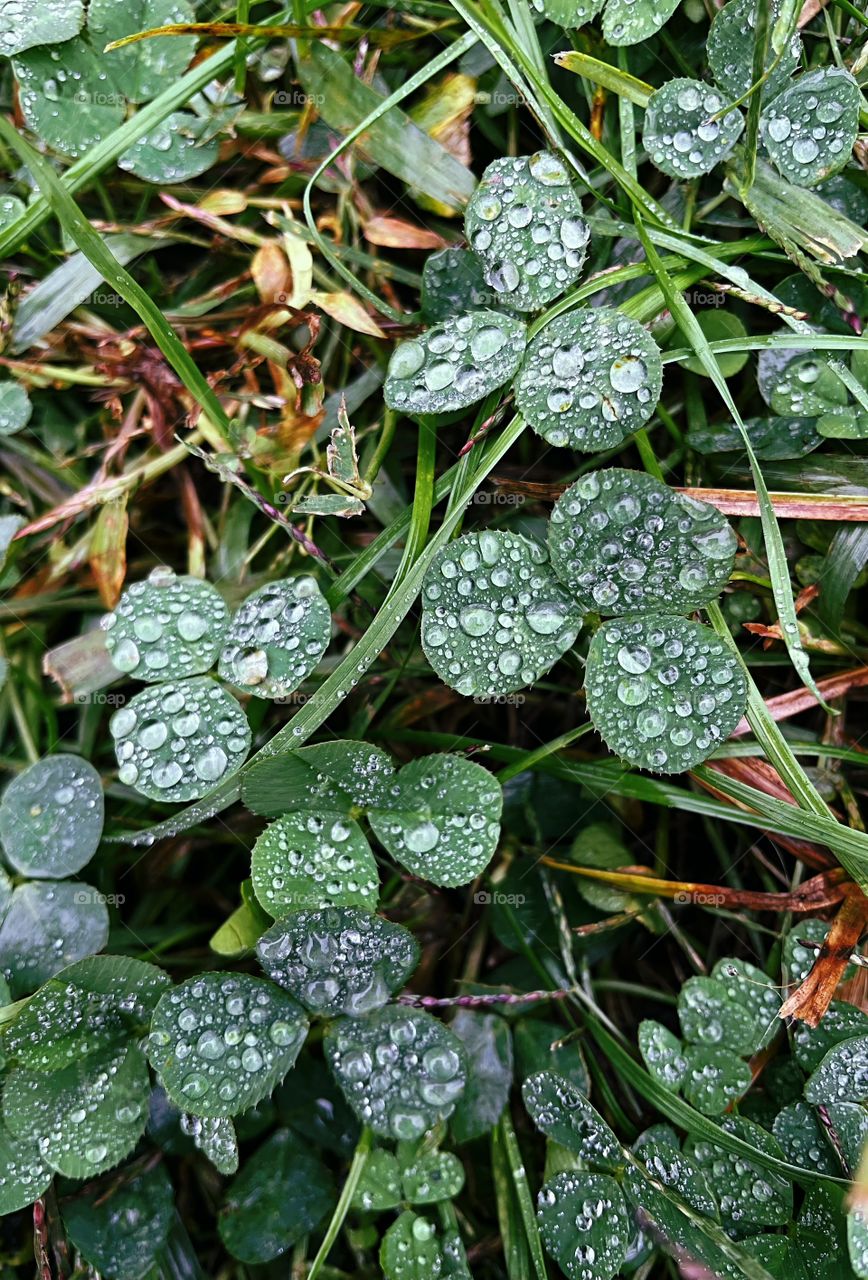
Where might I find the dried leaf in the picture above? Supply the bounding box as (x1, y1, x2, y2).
(88, 494, 128, 608)
(310, 290, 386, 338)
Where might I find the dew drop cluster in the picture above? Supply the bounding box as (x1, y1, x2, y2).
(325, 1005, 467, 1140)
(256, 906, 419, 1017)
(110, 677, 251, 802)
(584, 615, 746, 774)
(515, 308, 663, 451)
(464, 152, 589, 312)
(147, 972, 308, 1117)
(384, 309, 526, 416)
(421, 529, 580, 698)
(548, 468, 737, 614)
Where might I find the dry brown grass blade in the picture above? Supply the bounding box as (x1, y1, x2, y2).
(731, 665, 868, 736)
(539, 856, 848, 911)
(779, 885, 868, 1026)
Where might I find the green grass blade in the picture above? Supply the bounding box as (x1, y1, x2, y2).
(0, 118, 233, 435)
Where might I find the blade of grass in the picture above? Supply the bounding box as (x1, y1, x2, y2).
(634, 213, 832, 714)
(0, 118, 233, 437)
(300, 31, 478, 321)
(495, 1111, 548, 1280)
(0, 8, 292, 258)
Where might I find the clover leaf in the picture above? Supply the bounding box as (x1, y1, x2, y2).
(0, 753, 103, 878)
(384, 309, 526, 416)
(464, 153, 589, 311)
(12, 0, 219, 182)
(643, 79, 743, 179)
(102, 567, 230, 680)
(251, 812, 379, 914)
(0, 0, 83, 56)
(537, 1171, 630, 1280)
(760, 68, 860, 188)
(521, 1071, 623, 1171)
(3, 954, 170, 1070)
(0, 880, 109, 997)
(585, 615, 747, 773)
(62, 1165, 174, 1280)
(548, 469, 737, 614)
(681, 1045, 751, 1114)
(110, 677, 251, 801)
(707, 0, 801, 101)
(325, 1005, 467, 1139)
(602, 0, 680, 44)
(256, 907, 419, 1016)
(421, 530, 581, 698)
(3, 1043, 150, 1177)
(515, 308, 662, 451)
(638, 1020, 688, 1090)
(0, 1123, 52, 1214)
(685, 1117, 793, 1230)
(0, 381, 31, 435)
(369, 753, 502, 888)
(147, 972, 309, 1117)
(218, 1129, 335, 1264)
(218, 576, 331, 700)
(805, 1033, 868, 1105)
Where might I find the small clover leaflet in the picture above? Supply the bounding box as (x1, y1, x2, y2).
(464, 153, 589, 311)
(325, 1005, 467, 1140)
(147, 972, 308, 1117)
(584, 615, 747, 774)
(643, 79, 743, 180)
(369, 753, 502, 888)
(384, 310, 526, 416)
(515, 308, 662, 452)
(421, 529, 581, 698)
(256, 906, 419, 1017)
(547, 468, 737, 615)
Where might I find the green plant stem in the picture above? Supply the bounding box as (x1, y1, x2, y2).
(496, 1111, 548, 1280)
(497, 722, 593, 783)
(390, 416, 438, 590)
(306, 1128, 373, 1280)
